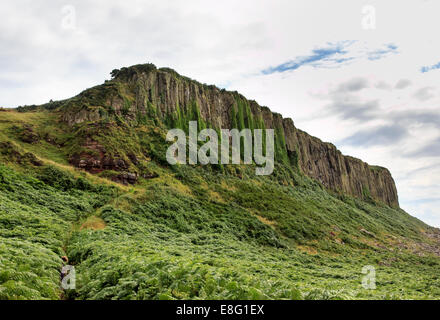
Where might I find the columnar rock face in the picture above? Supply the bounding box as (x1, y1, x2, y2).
(61, 64, 399, 207)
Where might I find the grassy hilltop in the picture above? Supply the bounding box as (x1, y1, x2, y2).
(0, 71, 439, 300)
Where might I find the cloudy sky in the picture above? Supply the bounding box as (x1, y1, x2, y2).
(1, 0, 440, 226)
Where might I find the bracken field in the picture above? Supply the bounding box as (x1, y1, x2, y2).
(1, 70, 440, 300)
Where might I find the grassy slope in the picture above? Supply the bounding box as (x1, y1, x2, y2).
(0, 109, 440, 300)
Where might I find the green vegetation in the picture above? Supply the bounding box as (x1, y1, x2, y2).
(165, 100, 206, 134)
(1, 91, 440, 300)
(0, 164, 115, 299)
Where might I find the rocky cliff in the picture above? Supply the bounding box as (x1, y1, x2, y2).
(59, 64, 399, 207)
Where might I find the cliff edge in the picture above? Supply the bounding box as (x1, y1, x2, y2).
(57, 64, 398, 207)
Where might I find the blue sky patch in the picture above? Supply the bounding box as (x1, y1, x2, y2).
(421, 61, 440, 73)
(262, 42, 353, 75)
(367, 43, 398, 60)
(262, 41, 398, 74)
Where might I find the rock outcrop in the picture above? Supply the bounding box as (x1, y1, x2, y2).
(60, 64, 399, 206)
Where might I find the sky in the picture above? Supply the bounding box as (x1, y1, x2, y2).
(1, 0, 440, 226)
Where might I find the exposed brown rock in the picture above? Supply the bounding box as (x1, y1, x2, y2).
(69, 137, 129, 174)
(142, 172, 159, 179)
(111, 172, 138, 185)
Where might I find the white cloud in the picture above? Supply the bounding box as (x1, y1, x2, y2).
(413, 86, 435, 101)
(395, 79, 412, 90)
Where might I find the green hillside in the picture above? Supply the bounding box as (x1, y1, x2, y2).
(0, 97, 439, 300)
